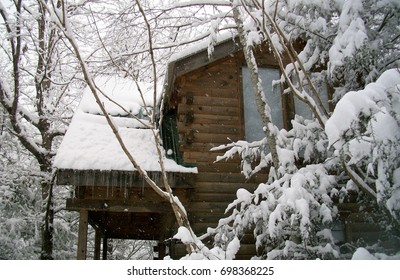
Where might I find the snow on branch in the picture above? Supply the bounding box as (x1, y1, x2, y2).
(325, 69, 400, 150)
(326, 69, 400, 220)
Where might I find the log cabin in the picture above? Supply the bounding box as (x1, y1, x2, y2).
(54, 36, 387, 260)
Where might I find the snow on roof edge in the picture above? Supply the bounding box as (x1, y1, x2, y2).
(53, 76, 198, 174)
(168, 31, 238, 63)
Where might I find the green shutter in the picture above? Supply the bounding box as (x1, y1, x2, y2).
(160, 111, 196, 168)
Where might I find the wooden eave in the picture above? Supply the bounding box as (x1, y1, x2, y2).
(56, 168, 196, 188)
(173, 36, 241, 77)
(65, 197, 172, 213)
(58, 168, 195, 216)
(59, 168, 193, 241)
(162, 36, 242, 109)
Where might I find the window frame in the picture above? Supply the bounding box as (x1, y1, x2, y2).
(241, 65, 290, 142)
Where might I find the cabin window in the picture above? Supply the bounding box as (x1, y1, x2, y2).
(242, 66, 282, 142)
(332, 220, 346, 244)
(242, 67, 330, 142)
(293, 74, 330, 119)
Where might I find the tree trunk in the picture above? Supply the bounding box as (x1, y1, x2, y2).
(40, 165, 54, 260)
(231, 2, 280, 171)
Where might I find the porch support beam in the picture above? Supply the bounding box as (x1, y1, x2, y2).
(77, 209, 89, 260)
(94, 229, 102, 260)
(102, 237, 108, 260)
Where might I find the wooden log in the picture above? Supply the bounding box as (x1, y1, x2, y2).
(77, 209, 89, 260)
(178, 104, 240, 116)
(185, 63, 239, 80)
(194, 182, 258, 193)
(94, 229, 101, 260)
(185, 132, 241, 144)
(191, 192, 237, 203)
(177, 87, 239, 98)
(102, 237, 108, 260)
(183, 151, 240, 163)
(66, 198, 172, 213)
(77, 186, 190, 202)
(57, 169, 196, 188)
(178, 114, 241, 126)
(188, 202, 230, 213)
(183, 96, 239, 107)
(178, 123, 241, 135)
(195, 172, 267, 184)
(195, 162, 242, 173)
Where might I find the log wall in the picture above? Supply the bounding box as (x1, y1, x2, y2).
(172, 53, 268, 258)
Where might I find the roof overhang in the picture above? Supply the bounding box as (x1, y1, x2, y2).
(162, 35, 242, 109)
(56, 168, 196, 188)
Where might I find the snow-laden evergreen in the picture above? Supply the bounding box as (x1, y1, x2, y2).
(326, 69, 400, 219)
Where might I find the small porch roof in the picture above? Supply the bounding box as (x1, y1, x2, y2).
(53, 75, 197, 178)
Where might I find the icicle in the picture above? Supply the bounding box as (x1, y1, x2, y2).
(73, 170, 79, 198)
(151, 172, 160, 187)
(69, 185, 74, 199)
(106, 171, 110, 199)
(171, 172, 176, 188)
(91, 170, 95, 199)
(112, 171, 117, 198)
(73, 169, 78, 185)
(141, 177, 144, 196)
(124, 172, 128, 200)
(84, 171, 89, 187)
(100, 171, 106, 199)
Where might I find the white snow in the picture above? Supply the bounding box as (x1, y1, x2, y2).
(320, 205, 333, 225)
(225, 236, 240, 259)
(173, 226, 195, 244)
(53, 76, 197, 173)
(247, 30, 263, 47)
(328, 0, 368, 73)
(325, 69, 400, 149)
(79, 76, 155, 116)
(169, 31, 236, 63)
(351, 247, 377, 260)
(235, 188, 252, 204)
(352, 247, 400, 260)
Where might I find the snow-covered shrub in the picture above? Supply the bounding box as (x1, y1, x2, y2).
(0, 136, 78, 259)
(209, 69, 400, 259)
(210, 115, 341, 259)
(326, 69, 400, 219)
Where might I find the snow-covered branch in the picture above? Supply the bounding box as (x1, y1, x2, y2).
(231, 0, 281, 172)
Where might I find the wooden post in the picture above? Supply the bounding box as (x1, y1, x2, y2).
(77, 210, 88, 260)
(102, 237, 108, 260)
(158, 241, 166, 260)
(94, 229, 101, 260)
(107, 238, 113, 259)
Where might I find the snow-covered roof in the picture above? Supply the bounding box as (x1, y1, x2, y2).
(53, 76, 197, 173)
